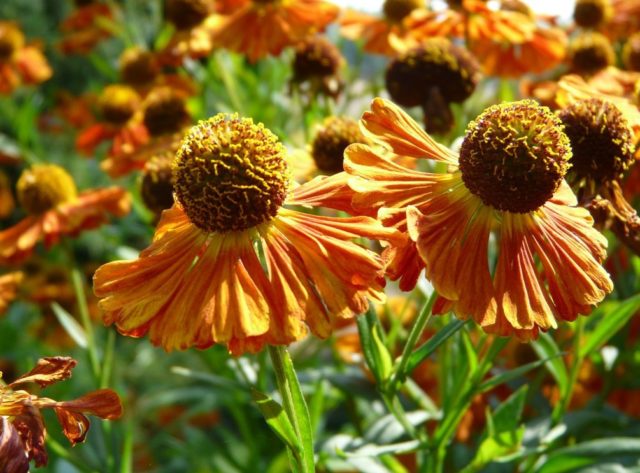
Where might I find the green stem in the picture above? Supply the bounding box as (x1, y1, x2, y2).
(268, 345, 314, 473)
(69, 263, 100, 381)
(389, 290, 438, 394)
(552, 318, 586, 423)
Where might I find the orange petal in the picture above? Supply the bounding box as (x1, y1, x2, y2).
(360, 98, 458, 164)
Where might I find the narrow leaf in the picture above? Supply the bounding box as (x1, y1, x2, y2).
(580, 294, 640, 358)
(406, 319, 467, 375)
(51, 302, 87, 348)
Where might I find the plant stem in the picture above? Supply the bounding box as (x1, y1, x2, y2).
(552, 318, 586, 423)
(389, 290, 438, 394)
(70, 264, 100, 382)
(268, 345, 315, 473)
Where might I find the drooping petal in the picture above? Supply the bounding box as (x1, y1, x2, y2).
(407, 181, 497, 326)
(0, 216, 43, 264)
(0, 417, 30, 473)
(491, 213, 557, 337)
(345, 144, 454, 214)
(360, 98, 458, 164)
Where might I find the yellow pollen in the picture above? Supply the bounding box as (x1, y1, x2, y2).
(17, 164, 78, 215)
(459, 100, 571, 213)
(99, 85, 141, 125)
(173, 114, 290, 233)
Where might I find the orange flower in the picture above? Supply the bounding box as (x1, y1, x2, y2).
(402, 0, 534, 50)
(0, 271, 22, 317)
(468, 1, 567, 78)
(212, 0, 339, 62)
(0, 22, 51, 95)
(94, 113, 402, 355)
(0, 357, 122, 472)
(340, 0, 426, 56)
(76, 84, 149, 158)
(59, 2, 113, 55)
(0, 164, 130, 265)
(342, 98, 613, 339)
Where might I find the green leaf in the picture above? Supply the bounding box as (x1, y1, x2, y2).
(580, 294, 640, 358)
(251, 389, 301, 457)
(372, 324, 393, 381)
(406, 319, 467, 375)
(357, 307, 385, 383)
(532, 333, 568, 394)
(478, 354, 561, 393)
(51, 302, 87, 348)
(269, 347, 315, 473)
(461, 386, 528, 473)
(536, 438, 640, 473)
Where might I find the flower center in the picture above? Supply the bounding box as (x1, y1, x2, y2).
(173, 114, 290, 233)
(386, 38, 480, 108)
(459, 100, 571, 213)
(559, 98, 635, 185)
(383, 0, 423, 23)
(99, 85, 140, 125)
(17, 164, 78, 215)
(141, 153, 175, 215)
(311, 116, 366, 174)
(143, 88, 190, 137)
(573, 0, 612, 28)
(120, 47, 159, 86)
(569, 32, 615, 75)
(0, 23, 24, 62)
(623, 32, 640, 72)
(292, 36, 342, 82)
(165, 0, 210, 30)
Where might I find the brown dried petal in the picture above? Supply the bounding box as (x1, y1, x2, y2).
(51, 389, 123, 445)
(12, 404, 47, 467)
(9, 357, 77, 389)
(0, 417, 29, 473)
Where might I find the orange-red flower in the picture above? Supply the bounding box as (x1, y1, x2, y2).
(339, 0, 426, 56)
(0, 21, 51, 94)
(94, 113, 402, 355)
(76, 84, 149, 159)
(0, 357, 122, 472)
(342, 98, 613, 340)
(59, 2, 113, 55)
(0, 164, 130, 265)
(212, 0, 339, 62)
